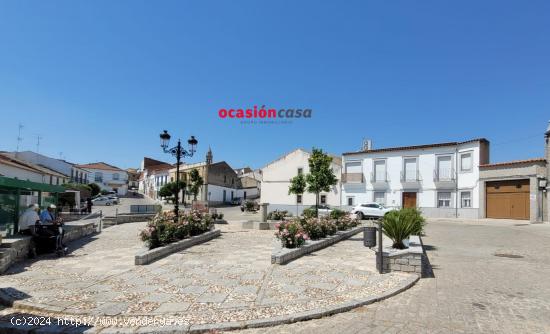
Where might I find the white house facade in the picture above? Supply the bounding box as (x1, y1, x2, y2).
(341, 139, 490, 219)
(77, 162, 128, 195)
(8, 151, 89, 184)
(0, 153, 69, 185)
(261, 148, 342, 214)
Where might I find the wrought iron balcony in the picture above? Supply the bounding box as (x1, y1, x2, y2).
(370, 172, 390, 189)
(342, 172, 364, 183)
(433, 168, 456, 188)
(400, 170, 422, 189)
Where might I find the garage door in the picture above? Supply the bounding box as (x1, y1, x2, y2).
(486, 180, 530, 220)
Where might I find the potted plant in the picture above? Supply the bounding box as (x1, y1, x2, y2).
(381, 208, 425, 249)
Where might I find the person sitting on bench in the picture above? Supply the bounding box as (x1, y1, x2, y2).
(39, 204, 67, 253)
(18, 204, 42, 258)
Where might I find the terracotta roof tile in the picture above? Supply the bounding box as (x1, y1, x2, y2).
(76, 162, 124, 172)
(480, 158, 546, 168)
(343, 138, 489, 155)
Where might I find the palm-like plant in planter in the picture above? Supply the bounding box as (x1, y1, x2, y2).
(382, 208, 425, 249)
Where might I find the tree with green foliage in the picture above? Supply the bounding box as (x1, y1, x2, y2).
(88, 183, 101, 197)
(305, 148, 338, 217)
(188, 169, 204, 201)
(288, 173, 306, 216)
(159, 181, 186, 203)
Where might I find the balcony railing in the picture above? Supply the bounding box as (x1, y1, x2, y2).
(370, 172, 389, 183)
(400, 170, 421, 182)
(433, 168, 455, 182)
(342, 172, 364, 183)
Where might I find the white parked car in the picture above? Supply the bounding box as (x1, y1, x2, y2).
(92, 196, 116, 206)
(351, 203, 393, 219)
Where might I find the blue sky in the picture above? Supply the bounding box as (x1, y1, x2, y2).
(0, 1, 549, 170)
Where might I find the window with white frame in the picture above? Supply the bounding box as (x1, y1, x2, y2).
(320, 195, 327, 204)
(374, 160, 386, 181)
(437, 155, 453, 180)
(403, 157, 418, 181)
(113, 173, 120, 180)
(297, 194, 302, 204)
(347, 196, 354, 206)
(460, 152, 472, 172)
(461, 191, 471, 208)
(94, 172, 103, 182)
(374, 192, 385, 205)
(437, 192, 452, 208)
(297, 167, 303, 175)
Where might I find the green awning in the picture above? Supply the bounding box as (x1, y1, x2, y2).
(0, 176, 65, 193)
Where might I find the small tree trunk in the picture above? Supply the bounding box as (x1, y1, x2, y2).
(315, 192, 319, 218)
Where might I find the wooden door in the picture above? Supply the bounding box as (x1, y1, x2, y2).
(402, 192, 417, 208)
(486, 180, 529, 220)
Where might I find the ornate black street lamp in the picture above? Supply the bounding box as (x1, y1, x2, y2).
(160, 130, 198, 221)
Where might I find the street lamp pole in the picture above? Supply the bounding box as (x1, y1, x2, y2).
(160, 130, 198, 222)
(174, 139, 182, 218)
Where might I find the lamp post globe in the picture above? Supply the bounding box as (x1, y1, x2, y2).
(160, 130, 171, 149)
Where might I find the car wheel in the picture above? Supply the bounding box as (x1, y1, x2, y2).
(356, 211, 364, 220)
(106, 202, 111, 206)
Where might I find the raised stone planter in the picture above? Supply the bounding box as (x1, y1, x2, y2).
(135, 228, 221, 265)
(271, 225, 364, 265)
(376, 235, 427, 276)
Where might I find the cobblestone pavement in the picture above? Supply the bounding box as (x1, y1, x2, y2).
(235, 219, 550, 334)
(0, 222, 412, 328)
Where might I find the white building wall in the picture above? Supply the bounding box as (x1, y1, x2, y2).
(85, 168, 129, 195)
(207, 184, 239, 203)
(342, 141, 482, 218)
(261, 149, 342, 211)
(237, 187, 259, 200)
(0, 163, 44, 183)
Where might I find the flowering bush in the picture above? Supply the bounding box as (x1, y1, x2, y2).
(140, 210, 213, 249)
(333, 213, 361, 231)
(274, 220, 308, 248)
(300, 217, 337, 240)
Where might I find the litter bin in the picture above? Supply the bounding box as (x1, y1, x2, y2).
(363, 226, 377, 247)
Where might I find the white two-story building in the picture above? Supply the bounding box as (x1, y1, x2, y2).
(261, 148, 342, 214)
(341, 139, 490, 218)
(77, 162, 128, 195)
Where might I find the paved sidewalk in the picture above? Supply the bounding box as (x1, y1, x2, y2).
(235, 219, 550, 334)
(0, 222, 413, 330)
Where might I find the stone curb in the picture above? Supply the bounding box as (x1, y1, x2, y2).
(134, 229, 221, 265)
(271, 225, 364, 265)
(0, 274, 419, 333)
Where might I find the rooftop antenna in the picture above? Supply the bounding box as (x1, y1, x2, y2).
(16, 123, 24, 156)
(36, 135, 43, 164)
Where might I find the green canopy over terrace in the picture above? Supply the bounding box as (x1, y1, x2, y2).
(0, 176, 65, 237)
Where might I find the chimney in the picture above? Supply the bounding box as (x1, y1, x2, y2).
(362, 139, 373, 151)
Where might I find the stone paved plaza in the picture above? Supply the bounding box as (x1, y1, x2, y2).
(235, 219, 550, 334)
(2, 218, 550, 333)
(0, 221, 412, 330)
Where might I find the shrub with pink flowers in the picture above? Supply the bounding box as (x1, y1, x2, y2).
(333, 213, 361, 231)
(274, 220, 309, 248)
(300, 217, 337, 240)
(140, 210, 213, 250)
